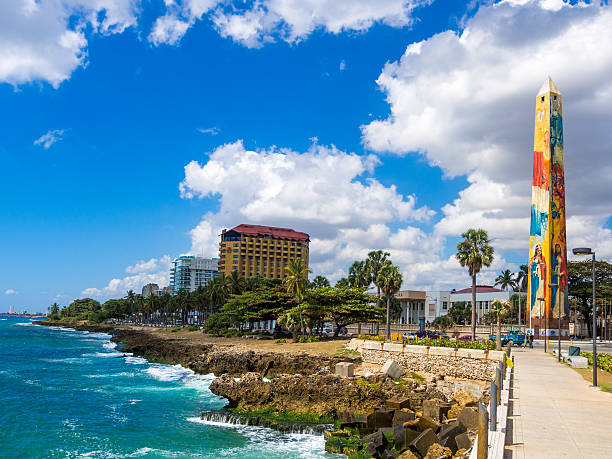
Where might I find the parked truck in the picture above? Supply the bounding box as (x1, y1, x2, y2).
(488, 329, 525, 346)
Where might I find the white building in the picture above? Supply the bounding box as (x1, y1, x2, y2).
(142, 283, 159, 297)
(170, 256, 218, 293)
(9, 305, 14, 314)
(450, 285, 513, 324)
(396, 290, 451, 325)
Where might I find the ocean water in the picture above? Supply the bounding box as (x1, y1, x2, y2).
(0, 317, 338, 458)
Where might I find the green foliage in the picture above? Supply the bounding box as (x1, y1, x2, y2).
(431, 315, 454, 331)
(334, 348, 360, 357)
(229, 406, 333, 425)
(309, 275, 331, 289)
(358, 334, 385, 342)
(170, 327, 180, 333)
(57, 298, 102, 321)
(410, 371, 425, 384)
(580, 352, 612, 373)
(568, 261, 612, 336)
(275, 338, 287, 344)
(187, 325, 199, 331)
(495, 269, 517, 291)
(294, 335, 320, 343)
(449, 301, 471, 325)
(335, 277, 350, 288)
(406, 337, 495, 350)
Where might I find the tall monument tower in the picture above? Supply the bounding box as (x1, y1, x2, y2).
(528, 77, 568, 331)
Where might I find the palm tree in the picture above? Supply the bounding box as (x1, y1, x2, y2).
(309, 275, 330, 289)
(348, 260, 370, 288)
(283, 258, 312, 335)
(227, 270, 245, 295)
(516, 264, 528, 293)
(366, 250, 391, 334)
(491, 299, 509, 350)
(376, 261, 403, 339)
(126, 290, 136, 317)
(335, 277, 349, 288)
(456, 228, 494, 339)
(495, 269, 517, 292)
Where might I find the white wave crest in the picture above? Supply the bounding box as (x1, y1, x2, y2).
(145, 364, 194, 382)
(124, 356, 148, 365)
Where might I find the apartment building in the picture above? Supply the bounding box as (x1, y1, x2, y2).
(218, 224, 309, 278)
(170, 256, 218, 293)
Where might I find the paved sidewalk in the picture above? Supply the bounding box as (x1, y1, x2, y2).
(508, 347, 612, 458)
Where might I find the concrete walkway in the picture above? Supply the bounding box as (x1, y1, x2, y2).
(507, 347, 612, 458)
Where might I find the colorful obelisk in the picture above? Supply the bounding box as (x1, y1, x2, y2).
(528, 77, 568, 330)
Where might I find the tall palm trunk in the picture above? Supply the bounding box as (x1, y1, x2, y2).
(386, 295, 391, 340)
(496, 316, 502, 350)
(471, 274, 477, 340)
(376, 286, 381, 335)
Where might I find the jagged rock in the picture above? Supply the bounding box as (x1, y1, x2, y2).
(382, 359, 405, 379)
(424, 443, 453, 459)
(397, 451, 419, 459)
(457, 407, 478, 431)
(422, 399, 451, 421)
(453, 447, 470, 458)
(410, 428, 439, 457)
(417, 416, 442, 433)
(387, 397, 412, 410)
(447, 403, 462, 419)
(366, 409, 394, 429)
(382, 450, 400, 459)
(438, 422, 465, 453)
(393, 410, 416, 427)
(454, 433, 472, 451)
(394, 427, 420, 452)
(453, 389, 478, 407)
(363, 429, 388, 451)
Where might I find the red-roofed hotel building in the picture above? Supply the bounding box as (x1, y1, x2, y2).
(218, 224, 310, 278)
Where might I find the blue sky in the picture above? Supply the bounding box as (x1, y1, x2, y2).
(2, 0, 611, 312)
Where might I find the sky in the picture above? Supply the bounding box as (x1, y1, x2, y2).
(1, 0, 612, 313)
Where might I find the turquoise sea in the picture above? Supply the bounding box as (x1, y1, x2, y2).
(1, 317, 336, 458)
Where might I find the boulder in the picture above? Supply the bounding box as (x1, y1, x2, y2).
(382, 450, 400, 459)
(457, 407, 479, 431)
(417, 416, 442, 433)
(382, 359, 405, 379)
(422, 399, 451, 421)
(335, 362, 355, 377)
(447, 403, 462, 419)
(394, 427, 420, 452)
(454, 433, 472, 451)
(424, 443, 453, 459)
(453, 389, 478, 407)
(439, 436, 458, 454)
(397, 451, 419, 459)
(438, 421, 466, 453)
(363, 429, 389, 451)
(387, 397, 412, 410)
(393, 410, 416, 428)
(410, 428, 439, 457)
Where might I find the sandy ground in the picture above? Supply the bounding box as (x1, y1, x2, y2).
(123, 326, 352, 356)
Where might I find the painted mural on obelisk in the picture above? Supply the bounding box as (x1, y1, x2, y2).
(528, 77, 568, 322)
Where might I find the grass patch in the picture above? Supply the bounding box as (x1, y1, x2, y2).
(170, 327, 180, 333)
(229, 406, 334, 425)
(601, 383, 612, 393)
(410, 371, 425, 384)
(334, 348, 360, 357)
(358, 334, 384, 342)
(187, 325, 199, 332)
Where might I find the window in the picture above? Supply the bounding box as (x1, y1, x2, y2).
(233, 249, 238, 253)
(541, 96, 545, 102)
(442, 302, 448, 310)
(233, 255, 238, 258)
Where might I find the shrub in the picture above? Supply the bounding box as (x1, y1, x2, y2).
(170, 327, 180, 333)
(580, 352, 612, 373)
(358, 334, 385, 342)
(295, 335, 320, 343)
(275, 338, 287, 344)
(187, 325, 199, 332)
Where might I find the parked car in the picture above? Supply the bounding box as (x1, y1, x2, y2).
(488, 330, 525, 346)
(457, 335, 483, 341)
(415, 330, 448, 339)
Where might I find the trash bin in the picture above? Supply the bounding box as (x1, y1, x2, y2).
(569, 346, 580, 356)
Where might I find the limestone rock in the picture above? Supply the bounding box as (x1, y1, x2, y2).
(424, 443, 453, 459)
(453, 389, 478, 407)
(410, 428, 439, 457)
(422, 398, 451, 421)
(457, 407, 478, 431)
(393, 409, 416, 427)
(398, 451, 419, 459)
(454, 433, 472, 451)
(382, 359, 405, 379)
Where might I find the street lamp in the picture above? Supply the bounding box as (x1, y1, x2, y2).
(549, 283, 559, 360)
(573, 247, 597, 387)
(538, 297, 545, 352)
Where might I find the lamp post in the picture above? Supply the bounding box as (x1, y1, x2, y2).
(573, 247, 597, 387)
(538, 297, 545, 351)
(549, 283, 559, 360)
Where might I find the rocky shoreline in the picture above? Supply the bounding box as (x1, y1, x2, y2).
(37, 321, 485, 458)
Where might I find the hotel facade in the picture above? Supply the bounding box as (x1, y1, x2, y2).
(218, 224, 309, 279)
(169, 256, 218, 293)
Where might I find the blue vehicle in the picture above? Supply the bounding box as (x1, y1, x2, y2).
(489, 330, 525, 346)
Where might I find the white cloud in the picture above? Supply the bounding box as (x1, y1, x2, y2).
(149, 0, 219, 45)
(82, 256, 171, 299)
(197, 126, 220, 135)
(362, 0, 612, 258)
(177, 140, 500, 290)
(0, 1, 139, 87)
(5, 289, 18, 295)
(211, 0, 429, 47)
(33, 129, 65, 149)
(339, 60, 346, 71)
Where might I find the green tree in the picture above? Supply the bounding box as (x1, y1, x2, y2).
(376, 262, 403, 339)
(309, 275, 331, 289)
(227, 270, 245, 295)
(567, 260, 612, 337)
(283, 258, 312, 334)
(48, 302, 60, 320)
(516, 264, 529, 293)
(432, 315, 454, 333)
(456, 228, 494, 339)
(305, 287, 382, 337)
(491, 299, 510, 350)
(449, 301, 471, 325)
(495, 269, 517, 292)
(335, 277, 349, 288)
(348, 261, 370, 288)
(366, 250, 391, 305)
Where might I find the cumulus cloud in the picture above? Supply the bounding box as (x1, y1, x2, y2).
(362, 0, 612, 257)
(211, 0, 429, 47)
(177, 140, 503, 289)
(33, 129, 65, 149)
(5, 289, 18, 295)
(0, 0, 139, 87)
(82, 256, 171, 299)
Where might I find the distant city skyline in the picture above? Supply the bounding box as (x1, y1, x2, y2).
(2, 1, 612, 312)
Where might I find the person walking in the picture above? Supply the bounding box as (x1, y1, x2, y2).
(529, 332, 534, 349)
